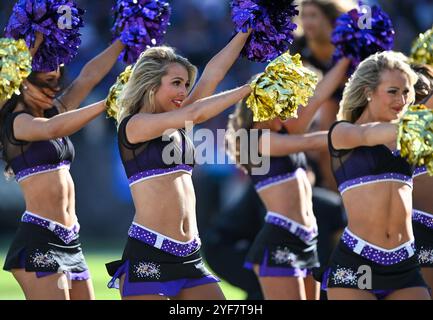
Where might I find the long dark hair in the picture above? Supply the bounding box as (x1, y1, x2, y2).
(0, 93, 23, 178)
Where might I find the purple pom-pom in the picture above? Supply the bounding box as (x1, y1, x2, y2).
(112, 0, 171, 65)
(331, 3, 395, 73)
(230, 0, 298, 63)
(5, 0, 84, 72)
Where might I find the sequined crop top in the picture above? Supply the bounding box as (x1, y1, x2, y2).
(118, 114, 195, 186)
(0, 107, 75, 182)
(413, 165, 427, 178)
(248, 128, 307, 192)
(328, 121, 413, 194)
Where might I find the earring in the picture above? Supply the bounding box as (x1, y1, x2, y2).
(367, 97, 372, 102)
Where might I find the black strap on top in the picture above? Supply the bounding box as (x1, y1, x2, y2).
(328, 120, 352, 157)
(5, 111, 29, 146)
(1, 106, 61, 167)
(328, 120, 355, 180)
(3, 111, 31, 167)
(118, 114, 150, 172)
(118, 114, 149, 149)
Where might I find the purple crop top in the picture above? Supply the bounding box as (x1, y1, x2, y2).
(248, 128, 307, 192)
(1, 107, 75, 182)
(328, 121, 413, 194)
(118, 114, 195, 186)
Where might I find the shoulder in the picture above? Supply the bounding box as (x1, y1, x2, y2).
(328, 120, 355, 153)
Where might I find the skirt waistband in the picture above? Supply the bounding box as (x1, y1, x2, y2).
(413, 209, 433, 229)
(21, 211, 80, 244)
(128, 222, 201, 257)
(341, 228, 415, 265)
(265, 211, 318, 243)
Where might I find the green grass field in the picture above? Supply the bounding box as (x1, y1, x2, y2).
(0, 249, 246, 300)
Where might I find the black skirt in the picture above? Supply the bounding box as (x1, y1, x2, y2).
(3, 222, 89, 278)
(106, 237, 219, 297)
(245, 223, 319, 276)
(413, 221, 433, 267)
(323, 241, 427, 291)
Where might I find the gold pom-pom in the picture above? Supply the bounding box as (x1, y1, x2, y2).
(106, 65, 133, 119)
(410, 26, 433, 65)
(246, 52, 318, 122)
(0, 38, 32, 101)
(397, 104, 433, 175)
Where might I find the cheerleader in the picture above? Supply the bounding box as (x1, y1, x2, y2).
(106, 30, 252, 300)
(324, 51, 430, 300)
(225, 57, 350, 300)
(1, 7, 125, 298)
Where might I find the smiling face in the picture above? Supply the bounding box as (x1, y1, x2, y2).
(366, 69, 413, 122)
(154, 63, 190, 113)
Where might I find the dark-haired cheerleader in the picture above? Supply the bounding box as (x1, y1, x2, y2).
(1, 0, 125, 299)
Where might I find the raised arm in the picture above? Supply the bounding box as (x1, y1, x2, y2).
(127, 85, 252, 144)
(259, 131, 328, 156)
(182, 30, 252, 107)
(13, 100, 106, 141)
(330, 121, 397, 150)
(56, 40, 125, 112)
(283, 57, 351, 134)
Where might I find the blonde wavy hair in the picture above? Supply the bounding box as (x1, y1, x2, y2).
(116, 46, 198, 125)
(338, 51, 418, 123)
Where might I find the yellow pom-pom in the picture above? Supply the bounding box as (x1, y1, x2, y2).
(246, 52, 318, 122)
(397, 104, 433, 175)
(410, 26, 433, 66)
(0, 38, 32, 101)
(106, 65, 133, 119)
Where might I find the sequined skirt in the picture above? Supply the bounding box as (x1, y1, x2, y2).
(3, 221, 90, 280)
(321, 229, 427, 296)
(244, 213, 320, 277)
(106, 225, 219, 297)
(413, 210, 433, 267)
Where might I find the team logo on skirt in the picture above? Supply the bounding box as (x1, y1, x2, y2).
(29, 249, 57, 269)
(133, 262, 161, 280)
(272, 247, 297, 265)
(418, 248, 433, 265)
(331, 267, 358, 286)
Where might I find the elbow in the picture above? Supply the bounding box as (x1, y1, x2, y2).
(46, 122, 65, 139)
(189, 104, 207, 124)
(78, 66, 99, 88)
(191, 107, 204, 124)
(46, 124, 60, 139)
(203, 64, 224, 84)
